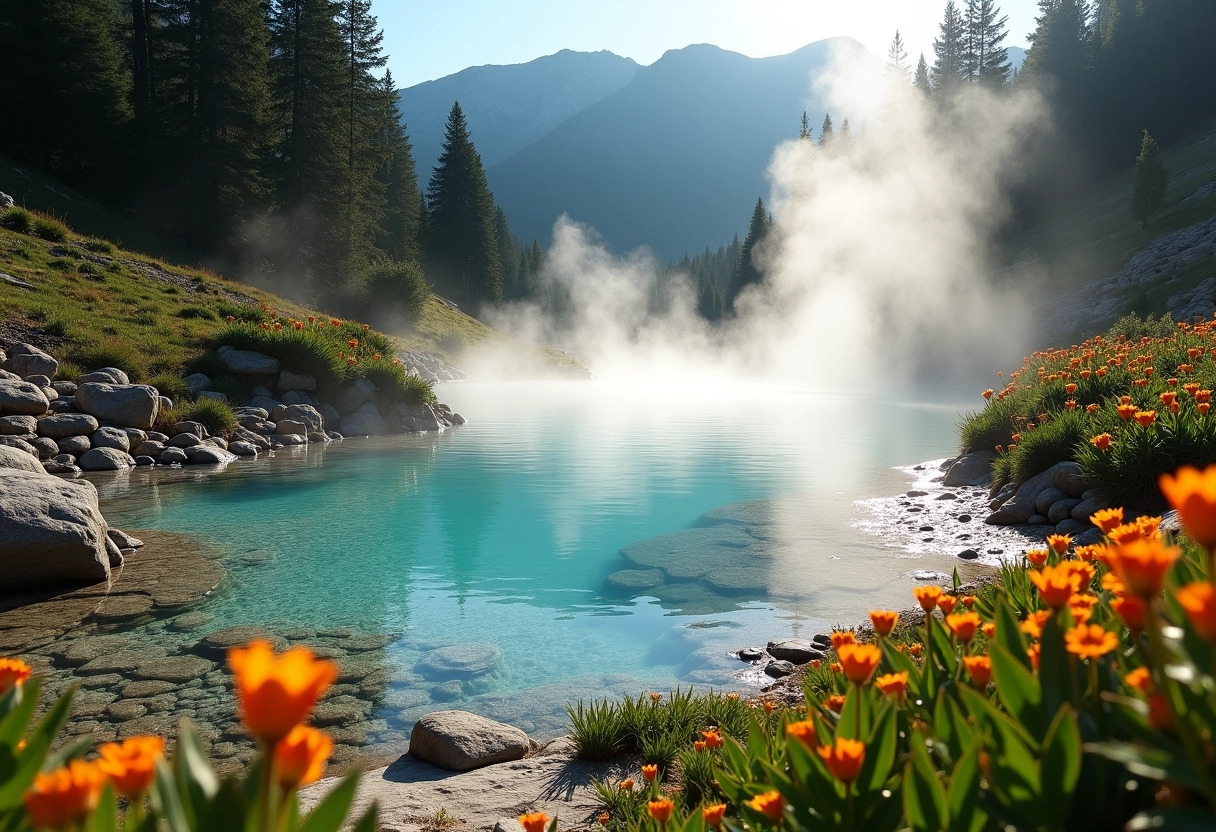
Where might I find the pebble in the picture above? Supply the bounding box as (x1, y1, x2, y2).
(906, 490, 928, 497)
(957, 549, 980, 560)
(957, 514, 972, 522)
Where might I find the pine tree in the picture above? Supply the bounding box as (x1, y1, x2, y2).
(914, 53, 932, 96)
(799, 111, 811, 140)
(886, 30, 910, 80)
(964, 0, 1012, 86)
(840, 117, 851, 142)
(425, 102, 502, 306)
(269, 0, 350, 288)
(819, 114, 834, 146)
(932, 1, 968, 95)
(1130, 129, 1167, 230)
(374, 70, 422, 263)
(727, 197, 770, 309)
(493, 207, 518, 299)
(1022, 0, 1092, 92)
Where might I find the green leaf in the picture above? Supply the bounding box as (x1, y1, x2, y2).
(946, 742, 984, 832)
(1036, 613, 1070, 722)
(861, 700, 898, 797)
(197, 780, 247, 832)
(84, 784, 117, 832)
(1040, 704, 1081, 809)
(994, 598, 1029, 667)
(173, 719, 218, 823)
(298, 771, 361, 832)
(352, 804, 379, 832)
(903, 731, 947, 832)
(44, 736, 93, 771)
(989, 643, 1044, 739)
(0, 679, 38, 747)
(1125, 807, 1216, 831)
(151, 759, 191, 832)
(1084, 742, 1209, 792)
(0, 682, 75, 811)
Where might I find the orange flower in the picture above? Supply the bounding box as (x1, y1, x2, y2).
(1177, 582, 1216, 641)
(1030, 565, 1078, 609)
(520, 813, 550, 832)
(1068, 593, 1097, 623)
(96, 736, 164, 797)
(746, 791, 785, 822)
(648, 800, 674, 825)
(1065, 383, 1077, 394)
(1107, 538, 1180, 598)
(23, 760, 106, 828)
(348, 338, 359, 349)
(1124, 667, 1153, 693)
(1117, 404, 1136, 421)
(650, 692, 662, 703)
(937, 595, 958, 615)
(702, 804, 727, 828)
(869, 610, 898, 636)
(1198, 390, 1213, 404)
(330, 319, 341, 326)
(829, 662, 843, 674)
(1201, 403, 1212, 415)
(1064, 561, 1096, 590)
(701, 729, 723, 749)
(963, 655, 992, 688)
(694, 740, 706, 752)
(763, 700, 775, 715)
(1028, 643, 1041, 670)
(227, 640, 338, 744)
(0, 657, 31, 694)
(818, 738, 866, 784)
(837, 643, 881, 685)
(1149, 694, 1172, 729)
(946, 612, 981, 643)
(1134, 410, 1156, 426)
(1086, 403, 1098, 413)
(982, 622, 995, 639)
(225, 315, 235, 323)
(1026, 548, 1049, 568)
(1159, 466, 1216, 549)
(823, 694, 846, 713)
(619, 778, 635, 791)
(1090, 433, 1112, 451)
(909, 643, 923, 658)
(1090, 507, 1124, 534)
(1160, 391, 1177, 406)
(1046, 534, 1071, 555)
(599, 812, 610, 826)
(875, 671, 908, 698)
(1064, 624, 1119, 659)
(982, 389, 993, 399)
(641, 763, 658, 782)
(785, 719, 818, 748)
(960, 595, 976, 609)
(308, 316, 316, 323)
(275, 725, 332, 789)
(830, 630, 856, 649)
(913, 585, 942, 611)
(1111, 594, 1146, 631)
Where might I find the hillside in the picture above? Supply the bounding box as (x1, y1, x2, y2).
(398, 49, 639, 177)
(487, 38, 875, 258)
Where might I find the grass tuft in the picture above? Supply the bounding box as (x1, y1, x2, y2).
(32, 215, 70, 242)
(0, 206, 34, 235)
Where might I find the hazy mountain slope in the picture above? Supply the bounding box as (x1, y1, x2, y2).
(398, 49, 639, 177)
(487, 39, 874, 258)
(1007, 46, 1027, 74)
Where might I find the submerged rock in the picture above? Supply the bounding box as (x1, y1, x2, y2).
(417, 644, 503, 679)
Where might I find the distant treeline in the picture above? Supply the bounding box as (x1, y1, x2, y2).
(0, 0, 541, 316)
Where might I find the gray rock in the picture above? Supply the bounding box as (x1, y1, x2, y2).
(249, 395, 281, 412)
(450, 412, 466, 426)
(184, 445, 237, 465)
(76, 368, 130, 386)
(957, 548, 980, 560)
(605, 568, 664, 590)
(158, 396, 173, 412)
(228, 441, 258, 457)
(158, 447, 188, 465)
(90, 427, 130, 452)
(0, 470, 110, 589)
(417, 644, 503, 678)
(204, 436, 228, 450)
(1071, 495, 1109, 524)
(1034, 487, 1066, 515)
(51, 380, 77, 395)
(271, 404, 323, 432)
(107, 528, 144, 549)
(766, 639, 825, 664)
(2, 343, 58, 379)
(319, 403, 340, 430)
(307, 431, 329, 444)
(1051, 462, 1091, 498)
(134, 455, 155, 466)
(120, 428, 147, 446)
(75, 383, 159, 430)
(1048, 498, 1082, 524)
(0, 445, 45, 473)
(339, 402, 385, 437)
(408, 711, 529, 772)
(1055, 518, 1084, 534)
(337, 379, 377, 415)
(77, 448, 135, 471)
(47, 398, 78, 414)
(220, 349, 280, 376)
(1073, 527, 1104, 546)
(273, 418, 309, 436)
(168, 433, 202, 448)
(133, 440, 166, 458)
(411, 403, 444, 432)
(325, 431, 343, 441)
(764, 660, 795, 678)
(183, 373, 212, 394)
(44, 461, 81, 475)
(272, 433, 307, 446)
(53, 454, 75, 465)
(0, 379, 50, 416)
(173, 421, 209, 438)
(24, 374, 52, 389)
(1027, 514, 1050, 526)
(431, 680, 465, 702)
(0, 415, 36, 435)
(232, 426, 271, 451)
(57, 435, 93, 456)
(0, 436, 37, 456)
(198, 391, 227, 404)
(738, 647, 765, 661)
(37, 413, 99, 439)
(942, 451, 995, 487)
(986, 462, 1083, 525)
(28, 437, 58, 460)
(277, 370, 317, 392)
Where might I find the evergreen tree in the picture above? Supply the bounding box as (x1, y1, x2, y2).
(1130, 129, 1167, 230)
(529, 238, 544, 280)
(886, 30, 910, 80)
(819, 114, 834, 146)
(964, 0, 1012, 86)
(799, 111, 811, 140)
(932, 1, 968, 95)
(493, 207, 518, 299)
(1022, 0, 1092, 94)
(727, 197, 770, 309)
(374, 70, 422, 263)
(840, 117, 851, 142)
(268, 0, 350, 287)
(914, 53, 932, 96)
(425, 102, 502, 306)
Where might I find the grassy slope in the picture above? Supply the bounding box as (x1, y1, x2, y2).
(1010, 120, 1216, 328)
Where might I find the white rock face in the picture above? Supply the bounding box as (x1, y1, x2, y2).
(0, 469, 111, 590)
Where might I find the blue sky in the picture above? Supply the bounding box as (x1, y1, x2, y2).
(378, 0, 1038, 88)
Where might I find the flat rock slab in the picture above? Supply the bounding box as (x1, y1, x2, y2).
(605, 569, 664, 590)
(132, 655, 215, 683)
(197, 627, 286, 657)
(417, 644, 503, 679)
(300, 740, 626, 832)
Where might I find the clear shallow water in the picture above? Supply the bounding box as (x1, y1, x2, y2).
(93, 381, 968, 739)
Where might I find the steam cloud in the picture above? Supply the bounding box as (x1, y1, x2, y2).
(474, 45, 1049, 392)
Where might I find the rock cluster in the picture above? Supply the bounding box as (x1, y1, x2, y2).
(732, 634, 831, 679)
(979, 458, 1106, 544)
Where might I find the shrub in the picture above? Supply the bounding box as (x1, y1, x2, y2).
(77, 261, 102, 278)
(84, 238, 117, 255)
(184, 349, 228, 380)
(149, 372, 193, 404)
(186, 397, 238, 436)
(1106, 310, 1176, 341)
(363, 260, 431, 325)
(568, 699, 621, 760)
(32, 215, 70, 242)
(1008, 407, 1088, 484)
(0, 205, 34, 234)
(213, 300, 268, 324)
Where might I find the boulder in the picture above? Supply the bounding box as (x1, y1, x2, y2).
(76, 368, 130, 386)
(1048, 498, 1082, 525)
(407, 711, 529, 772)
(986, 462, 1083, 525)
(273, 419, 309, 436)
(0, 436, 37, 456)
(337, 379, 376, 415)
(29, 437, 58, 460)
(277, 370, 316, 392)
(147, 431, 169, 442)
(412, 404, 443, 432)
(307, 432, 329, 444)
(249, 395, 280, 413)
(134, 456, 155, 466)
(271, 404, 323, 432)
(0, 470, 110, 590)
(0, 379, 50, 416)
(1, 343, 58, 379)
(77, 448, 135, 471)
(168, 433, 202, 448)
(158, 447, 188, 465)
(75, 383, 159, 430)
(183, 373, 212, 394)
(764, 660, 795, 678)
(1071, 495, 1109, 524)
(57, 436, 93, 456)
(47, 398, 79, 414)
(53, 453, 76, 465)
(272, 433, 307, 446)
(232, 427, 271, 451)
(36, 413, 99, 439)
(24, 374, 52, 390)
(281, 391, 315, 406)
(198, 391, 227, 404)
(319, 404, 340, 430)
(204, 436, 228, 450)
(0, 445, 45, 473)
(338, 402, 385, 437)
(173, 421, 209, 438)
(1055, 518, 1084, 535)
(229, 441, 258, 457)
(450, 412, 467, 426)
(183, 445, 237, 465)
(219, 349, 280, 376)
(158, 396, 173, 412)
(1034, 487, 1067, 515)
(90, 427, 131, 453)
(942, 451, 995, 487)
(766, 639, 825, 664)
(0, 415, 37, 435)
(107, 528, 144, 550)
(43, 460, 80, 475)
(1051, 462, 1092, 498)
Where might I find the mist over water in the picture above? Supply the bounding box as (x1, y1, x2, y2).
(476, 47, 1050, 395)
